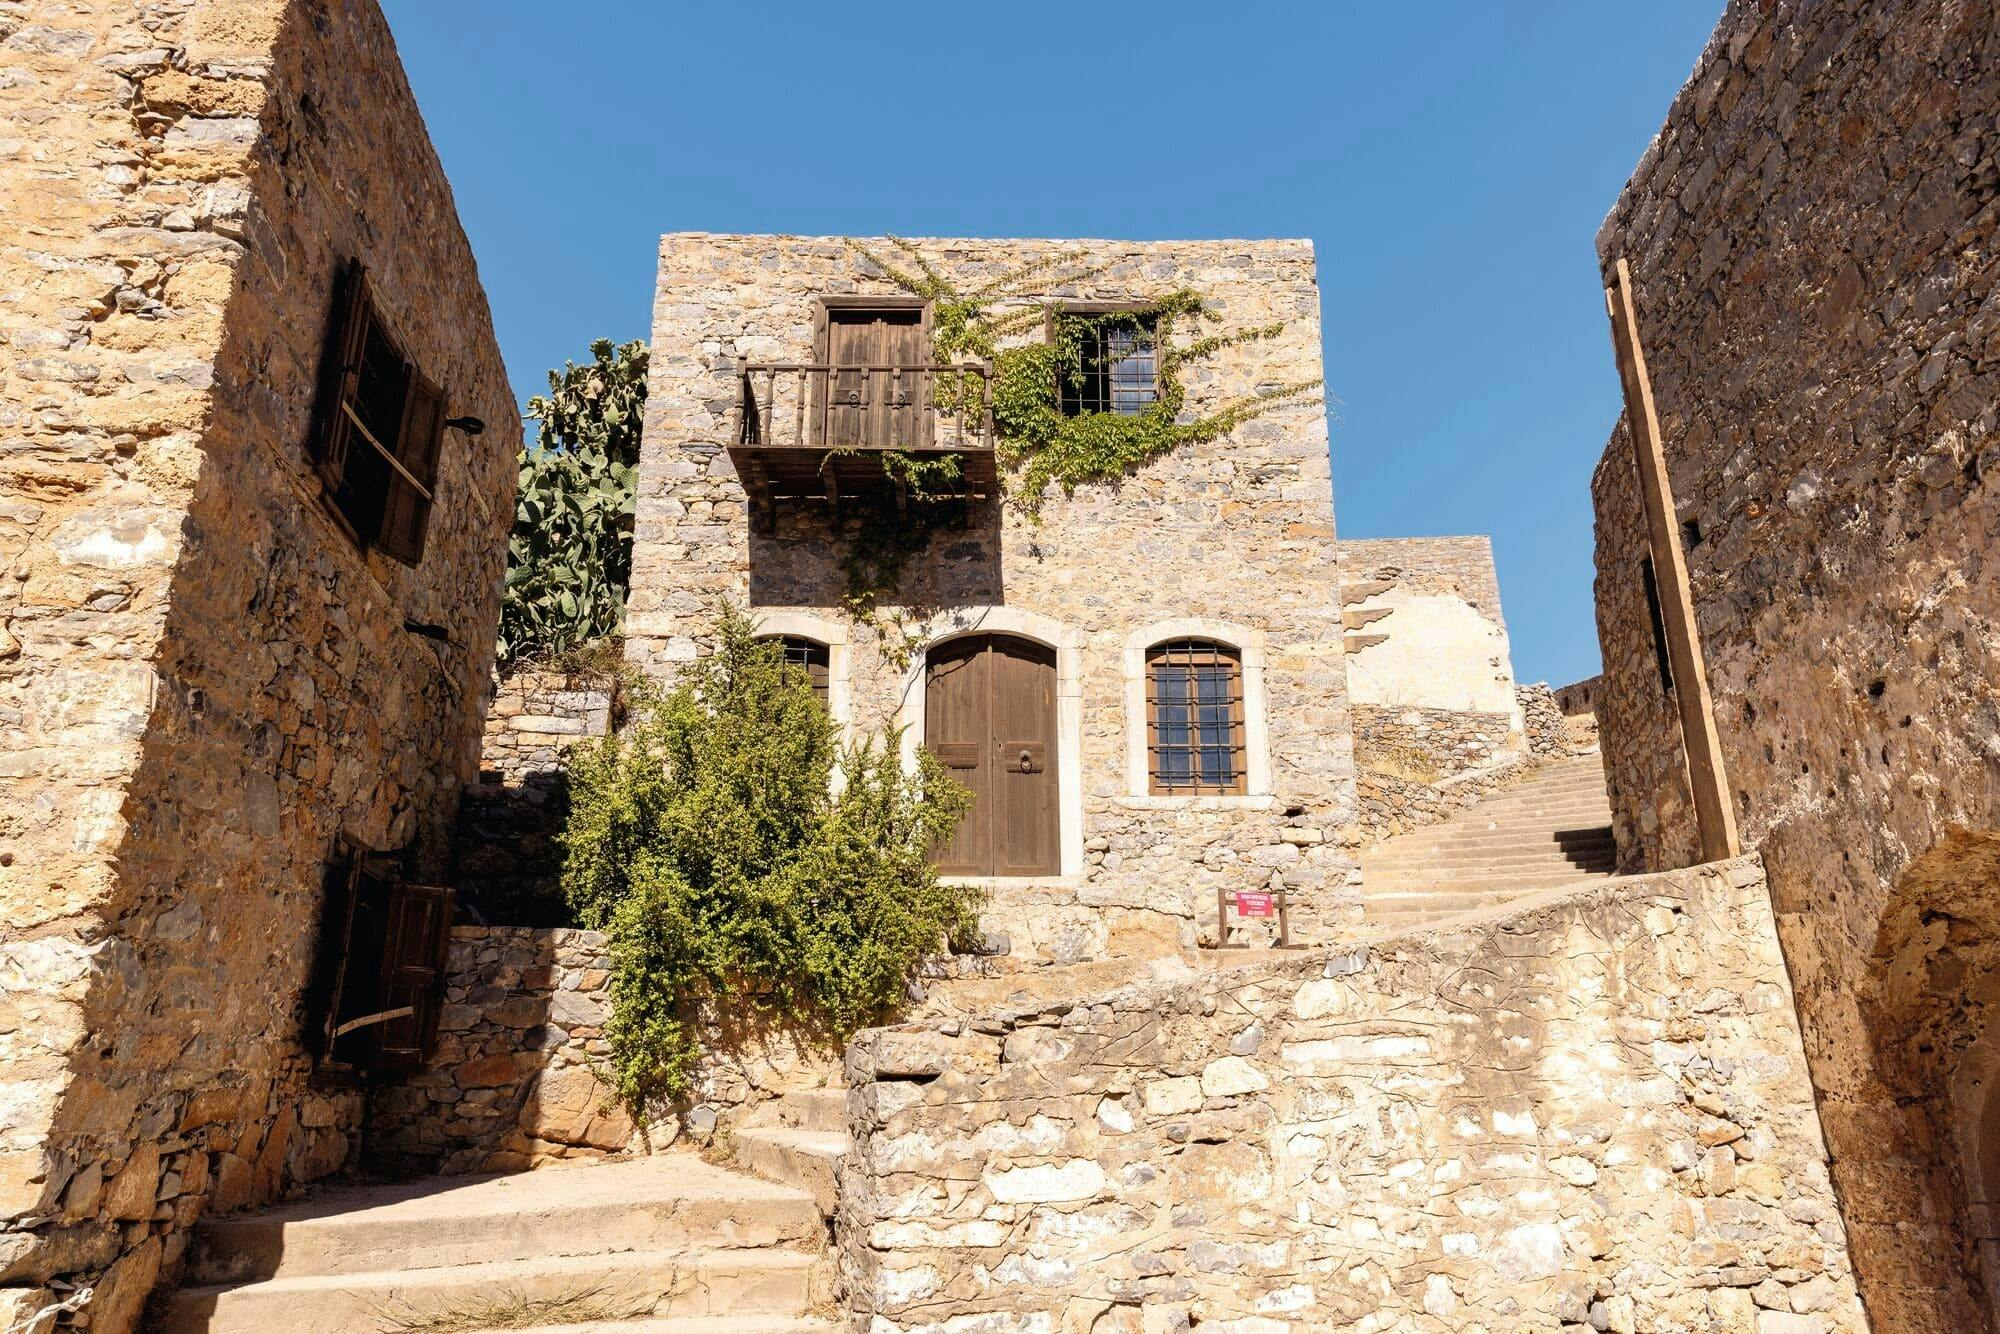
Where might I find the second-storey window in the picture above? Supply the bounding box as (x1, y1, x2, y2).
(1146, 639, 1247, 795)
(308, 261, 447, 565)
(1059, 312, 1159, 417)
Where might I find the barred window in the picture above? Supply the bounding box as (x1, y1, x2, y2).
(1059, 315, 1159, 417)
(1145, 640, 1246, 795)
(773, 635, 830, 703)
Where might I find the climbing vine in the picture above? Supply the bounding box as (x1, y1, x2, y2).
(832, 236, 1324, 611)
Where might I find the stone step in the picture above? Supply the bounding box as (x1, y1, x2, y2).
(1424, 813, 1613, 831)
(472, 1320, 839, 1334)
(1368, 840, 1616, 860)
(733, 1127, 848, 1219)
(1368, 861, 1616, 883)
(1369, 853, 1613, 875)
(1369, 828, 1613, 855)
(184, 1154, 821, 1284)
(748, 1087, 847, 1136)
(159, 1246, 819, 1334)
(1364, 869, 1617, 896)
(1367, 849, 1614, 873)
(1366, 884, 1607, 923)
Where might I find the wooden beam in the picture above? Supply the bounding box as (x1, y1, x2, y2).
(1604, 256, 1741, 863)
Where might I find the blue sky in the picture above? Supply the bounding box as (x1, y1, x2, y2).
(380, 1, 1722, 686)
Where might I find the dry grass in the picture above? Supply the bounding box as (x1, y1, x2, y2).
(372, 1283, 659, 1333)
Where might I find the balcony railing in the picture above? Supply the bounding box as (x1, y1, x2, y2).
(736, 359, 993, 453)
(731, 358, 997, 516)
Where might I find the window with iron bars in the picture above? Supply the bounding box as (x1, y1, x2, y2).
(1059, 313, 1160, 417)
(772, 635, 831, 704)
(1145, 640, 1246, 795)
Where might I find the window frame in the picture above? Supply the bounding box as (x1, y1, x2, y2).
(307, 260, 448, 567)
(752, 612, 852, 733)
(1046, 301, 1161, 418)
(1121, 620, 1271, 805)
(1144, 640, 1248, 797)
(772, 634, 832, 705)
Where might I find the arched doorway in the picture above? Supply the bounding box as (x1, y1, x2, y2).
(924, 634, 1059, 877)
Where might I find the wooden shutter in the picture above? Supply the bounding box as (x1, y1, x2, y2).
(308, 852, 365, 1064)
(372, 881, 454, 1073)
(375, 368, 445, 565)
(309, 261, 372, 495)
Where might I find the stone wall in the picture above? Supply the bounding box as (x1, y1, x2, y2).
(840, 856, 1866, 1333)
(368, 925, 837, 1175)
(629, 235, 1358, 959)
(1520, 680, 1600, 759)
(1589, 1, 2000, 1325)
(476, 665, 614, 787)
(1339, 535, 1519, 717)
(1351, 702, 1517, 780)
(1339, 537, 1538, 841)
(455, 665, 614, 926)
(0, 1, 516, 1324)
(365, 926, 632, 1176)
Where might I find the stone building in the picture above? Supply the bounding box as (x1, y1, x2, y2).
(628, 234, 1360, 960)
(1589, 1, 2000, 1328)
(0, 0, 516, 1326)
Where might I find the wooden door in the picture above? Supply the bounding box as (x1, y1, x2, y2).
(822, 307, 926, 449)
(925, 635, 1059, 877)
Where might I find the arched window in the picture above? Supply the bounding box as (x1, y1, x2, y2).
(1145, 639, 1247, 795)
(766, 634, 830, 704)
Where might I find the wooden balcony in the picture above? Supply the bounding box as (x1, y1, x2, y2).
(730, 359, 996, 522)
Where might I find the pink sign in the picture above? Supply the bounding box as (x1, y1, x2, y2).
(1234, 891, 1276, 919)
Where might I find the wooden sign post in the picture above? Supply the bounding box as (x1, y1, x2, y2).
(1604, 257, 1741, 863)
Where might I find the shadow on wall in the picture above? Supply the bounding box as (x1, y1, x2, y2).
(364, 925, 844, 1176)
(746, 493, 1004, 610)
(364, 928, 630, 1177)
(454, 768, 573, 927)
(1864, 827, 2000, 1325)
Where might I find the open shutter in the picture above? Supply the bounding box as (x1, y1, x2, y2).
(309, 262, 371, 496)
(375, 368, 445, 565)
(372, 881, 454, 1073)
(308, 853, 365, 1065)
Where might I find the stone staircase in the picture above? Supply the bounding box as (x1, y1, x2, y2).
(1361, 752, 1617, 928)
(157, 1153, 837, 1334)
(731, 1087, 848, 1220)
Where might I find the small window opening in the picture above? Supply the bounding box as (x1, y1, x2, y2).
(770, 635, 831, 704)
(1146, 640, 1246, 796)
(1640, 556, 1675, 695)
(1059, 312, 1159, 417)
(308, 260, 450, 565)
(1681, 517, 1703, 549)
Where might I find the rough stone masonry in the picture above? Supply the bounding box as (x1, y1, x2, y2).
(0, 0, 515, 1325)
(840, 857, 1866, 1333)
(1590, 1, 2000, 1328)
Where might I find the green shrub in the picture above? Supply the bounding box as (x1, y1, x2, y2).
(557, 605, 976, 1113)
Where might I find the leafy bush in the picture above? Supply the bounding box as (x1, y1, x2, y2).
(558, 605, 977, 1112)
(499, 339, 648, 661)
